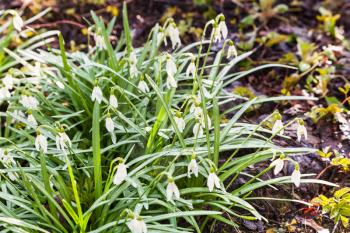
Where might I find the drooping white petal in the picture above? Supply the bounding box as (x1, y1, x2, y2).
(218, 20, 228, 40)
(127, 217, 147, 233)
(174, 116, 186, 133)
(27, 113, 37, 127)
(297, 123, 308, 142)
(0, 87, 11, 101)
(291, 168, 301, 187)
(105, 117, 114, 133)
(227, 45, 238, 59)
(272, 119, 284, 135)
(35, 134, 48, 153)
(109, 95, 118, 108)
(166, 74, 177, 89)
(166, 181, 180, 201)
(187, 159, 199, 177)
(186, 61, 196, 78)
(113, 163, 128, 185)
(3, 74, 14, 89)
(20, 95, 39, 109)
(193, 122, 203, 138)
(207, 172, 221, 192)
(167, 24, 181, 49)
(91, 86, 103, 104)
(270, 158, 284, 175)
(138, 80, 150, 93)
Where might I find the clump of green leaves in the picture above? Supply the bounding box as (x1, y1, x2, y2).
(0, 5, 334, 233)
(312, 188, 350, 228)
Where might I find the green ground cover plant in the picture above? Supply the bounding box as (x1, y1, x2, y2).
(0, 5, 335, 233)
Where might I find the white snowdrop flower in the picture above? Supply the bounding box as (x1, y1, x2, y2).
(186, 59, 196, 78)
(218, 19, 228, 40)
(94, 34, 106, 49)
(166, 74, 177, 89)
(270, 157, 284, 175)
(138, 79, 150, 93)
(207, 169, 221, 192)
(296, 119, 307, 142)
(20, 95, 39, 109)
(109, 94, 118, 108)
(227, 41, 238, 59)
(211, 25, 221, 43)
(105, 115, 114, 133)
(91, 85, 103, 104)
(166, 22, 181, 49)
(291, 165, 301, 187)
(190, 99, 203, 118)
(0, 149, 14, 166)
(113, 161, 128, 185)
(187, 154, 199, 178)
(35, 132, 48, 153)
(3, 73, 14, 89)
(127, 216, 147, 233)
(193, 120, 203, 138)
(272, 113, 284, 135)
(173, 111, 185, 133)
(129, 50, 139, 78)
(55, 80, 65, 89)
(0, 87, 11, 101)
(166, 55, 177, 77)
(55, 131, 72, 153)
(157, 28, 167, 46)
(166, 176, 180, 201)
(199, 113, 211, 130)
(27, 112, 37, 128)
(12, 12, 24, 32)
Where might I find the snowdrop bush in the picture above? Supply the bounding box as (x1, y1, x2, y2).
(0, 5, 335, 233)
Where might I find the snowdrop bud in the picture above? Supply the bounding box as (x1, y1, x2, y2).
(186, 56, 196, 78)
(20, 95, 39, 109)
(188, 154, 199, 178)
(55, 129, 72, 153)
(127, 215, 147, 233)
(35, 131, 48, 153)
(173, 111, 186, 133)
(109, 94, 118, 108)
(190, 99, 203, 118)
(227, 41, 238, 59)
(166, 22, 181, 49)
(27, 111, 37, 128)
(272, 113, 284, 135)
(3, 73, 14, 89)
(129, 50, 139, 78)
(0, 87, 11, 101)
(105, 114, 114, 133)
(94, 34, 106, 49)
(291, 164, 301, 187)
(138, 78, 150, 93)
(193, 119, 204, 138)
(270, 155, 285, 175)
(91, 85, 103, 104)
(166, 55, 177, 77)
(296, 119, 307, 142)
(12, 12, 24, 32)
(211, 24, 221, 43)
(157, 27, 167, 46)
(166, 176, 180, 201)
(218, 16, 228, 40)
(207, 168, 221, 192)
(113, 160, 128, 185)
